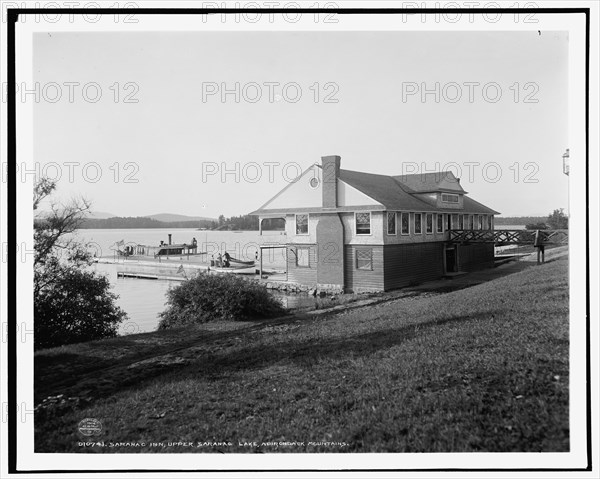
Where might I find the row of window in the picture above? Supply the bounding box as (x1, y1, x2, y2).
(386, 212, 493, 235)
(294, 212, 493, 236)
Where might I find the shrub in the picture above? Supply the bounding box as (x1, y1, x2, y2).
(35, 259, 127, 349)
(158, 273, 286, 329)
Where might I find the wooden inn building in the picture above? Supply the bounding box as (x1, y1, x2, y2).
(250, 155, 500, 293)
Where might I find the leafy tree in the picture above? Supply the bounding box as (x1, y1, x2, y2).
(34, 178, 127, 350)
(547, 208, 569, 230)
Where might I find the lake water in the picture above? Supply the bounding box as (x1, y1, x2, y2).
(77, 228, 289, 334)
(79, 225, 527, 334)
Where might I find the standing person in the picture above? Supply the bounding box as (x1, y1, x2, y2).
(255, 250, 260, 275)
(223, 251, 231, 267)
(216, 253, 222, 268)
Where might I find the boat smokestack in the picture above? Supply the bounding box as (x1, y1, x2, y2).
(168, 234, 172, 245)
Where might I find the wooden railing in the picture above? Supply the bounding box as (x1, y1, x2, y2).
(448, 229, 569, 246)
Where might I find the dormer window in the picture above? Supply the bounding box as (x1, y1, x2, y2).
(441, 193, 459, 203)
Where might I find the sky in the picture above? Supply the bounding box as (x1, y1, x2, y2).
(33, 30, 569, 218)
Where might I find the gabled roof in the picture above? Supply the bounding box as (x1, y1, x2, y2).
(250, 167, 499, 216)
(339, 170, 438, 212)
(462, 195, 500, 215)
(394, 171, 467, 194)
(339, 169, 498, 214)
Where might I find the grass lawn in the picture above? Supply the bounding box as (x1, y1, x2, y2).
(34, 257, 569, 453)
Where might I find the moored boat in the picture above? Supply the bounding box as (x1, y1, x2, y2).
(211, 264, 257, 275)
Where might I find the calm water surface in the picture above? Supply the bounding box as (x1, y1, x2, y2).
(81, 225, 526, 334)
(79, 229, 289, 334)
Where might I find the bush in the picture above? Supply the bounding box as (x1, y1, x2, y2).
(35, 260, 127, 349)
(158, 273, 286, 329)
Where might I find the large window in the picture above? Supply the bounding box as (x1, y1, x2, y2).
(477, 215, 483, 230)
(414, 213, 422, 234)
(441, 193, 459, 203)
(426, 213, 433, 234)
(446, 214, 451, 231)
(469, 215, 474, 229)
(437, 214, 443, 233)
(463, 214, 469, 229)
(401, 212, 410, 235)
(458, 214, 464, 229)
(356, 248, 373, 270)
(296, 246, 310, 267)
(488, 215, 493, 230)
(295, 214, 309, 235)
(356, 212, 371, 235)
(387, 212, 396, 235)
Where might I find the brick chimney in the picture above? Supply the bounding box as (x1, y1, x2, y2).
(321, 155, 341, 208)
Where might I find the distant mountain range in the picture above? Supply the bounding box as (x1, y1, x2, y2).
(84, 211, 216, 222)
(144, 213, 216, 222)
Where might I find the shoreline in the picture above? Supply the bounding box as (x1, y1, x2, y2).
(34, 254, 570, 453)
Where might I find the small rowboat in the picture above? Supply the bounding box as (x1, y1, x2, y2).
(211, 264, 257, 275)
(228, 256, 255, 266)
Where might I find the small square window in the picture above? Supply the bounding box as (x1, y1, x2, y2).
(356, 212, 371, 235)
(295, 214, 309, 235)
(356, 248, 373, 270)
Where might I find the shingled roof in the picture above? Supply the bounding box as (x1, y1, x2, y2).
(250, 165, 499, 216)
(340, 169, 498, 215)
(394, 171, 467, 194)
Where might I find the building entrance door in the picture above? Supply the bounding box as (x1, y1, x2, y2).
(445, 247, 457, 273)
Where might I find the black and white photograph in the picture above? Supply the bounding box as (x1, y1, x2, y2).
(1, 2, 598, 477)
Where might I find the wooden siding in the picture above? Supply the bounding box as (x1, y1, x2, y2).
(344, 245, 385, 292)
(287, 244, 318, 285)
(341, 211, 385, 245)
(383, 242, 445, 290)
(457, 243, 495, 272)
